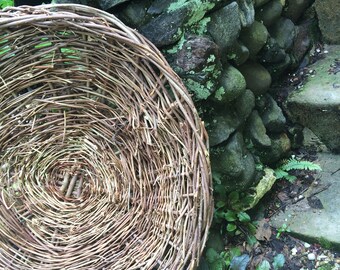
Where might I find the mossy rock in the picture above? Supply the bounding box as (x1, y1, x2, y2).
(258, 133, 291, 164)
(246, 110, 271, 148)
(211, 132, 256, 192)
(255, 0, 283, 27)
(204, 107, 242, 146)
(208, 2, 241, 53)
(235, 89, 255, 122)
(238, 61, 272, 96)
(213, 65, 246, 104)
(227, 40, 250, 66)
(239, 21, 269, 58)
(269, 17, 296, 51)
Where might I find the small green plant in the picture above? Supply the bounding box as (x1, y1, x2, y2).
(0, 0, 14, 8)
(317, 264, 333, 270)
(215, 192, 257, 246)
(274, 157, 321, 183)
(276, 223, 291, 239)
(272, 254, 285, 269)
(256, 254, 285, 270)
(256, 260, 270, 270)
(205, 247, 241, 270)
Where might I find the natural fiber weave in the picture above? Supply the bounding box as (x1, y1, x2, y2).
(0, 4, 213, 269)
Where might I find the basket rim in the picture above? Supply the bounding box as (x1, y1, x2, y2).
(0, 5, 213, 269)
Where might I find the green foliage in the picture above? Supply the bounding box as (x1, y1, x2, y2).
(256, 260, 270, 270)
(317, 264, 333, 270)
(0, 0, 14, 8)
(237, 212, 251, 223)
(281, 158, 321, 171)
(256, 254, 285, 270)
(272, 254, 285, 270)
(276, 223, 290, 239)
(226, 223, 237, 232)
(206, 247, 242, 270)
(215, 192, 258, 246)
(274, 168, 297, 182)
(230, 254, 250, 270)
(274, 157, 321, 183)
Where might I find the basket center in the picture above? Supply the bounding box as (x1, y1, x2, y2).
(57, 166, 85, 199)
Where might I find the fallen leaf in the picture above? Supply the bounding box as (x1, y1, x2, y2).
(255, 219, 272, 241)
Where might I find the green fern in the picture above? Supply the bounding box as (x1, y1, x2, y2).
(274, 168, 297, 182)
(274, 158, 321, 183)
(281, 158, 322, 171)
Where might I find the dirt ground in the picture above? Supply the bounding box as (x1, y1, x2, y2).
(222, 44, 340, 269)
(222, 148, 340, 269)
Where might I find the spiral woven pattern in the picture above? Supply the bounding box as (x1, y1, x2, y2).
(0, 5, 212, 269)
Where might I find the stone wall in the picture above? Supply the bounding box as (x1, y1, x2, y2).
(55, 0, 318, 195)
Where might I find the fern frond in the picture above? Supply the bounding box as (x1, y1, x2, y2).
(285, 174, 297, 183)
(281, 158, 322, 172)
(274, 169, 289, 179)
(274, 169, 297, 182)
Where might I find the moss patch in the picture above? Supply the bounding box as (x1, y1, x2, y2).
(184, 79, 212, 100)
(168, 0, 215, 27)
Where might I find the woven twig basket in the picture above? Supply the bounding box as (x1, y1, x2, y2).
(0, 4, 213, 270)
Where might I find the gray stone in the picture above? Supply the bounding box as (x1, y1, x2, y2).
(211, 132, 256, 191)
(213, 65, 246, 104)
(208, 2, 242, 53)
(54, 0, 97, 6)
(227, 40, 250, 66)
(315, 0, 340, 44)
(139, 6, 190, 47)
(290, 22, 312, 68)
(285, 45, 340, 153)
(271, 152, 340, 250)
(246, 110, 272, 148)
(169, 35, 221, 100)
(242, 153, 257, 188)
(147, 0, 173, 15)
(173, 35, 219, 73)
(283, 0, 314, 22)
(204, 107, 241, 146)
(259, 94, 286, 133)
(258, 133, 291, 164)
(98, 0, 129, 10)
(119, 0, 151, 27)
(235, 89, 255, 121)
(258, 37, 287, 65)
(269, 17, 296, 51)
(255, 0, 283, 27)
(237, 0, 255, 27)
(302, 127, 329, 152)
(254, 0, 271, 8)
(239, 21, 268, 58)
(238, 61, 272, 96)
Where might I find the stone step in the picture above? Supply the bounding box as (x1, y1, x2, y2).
(270, 152, 340, 250)
(285, 45, 340, 153)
